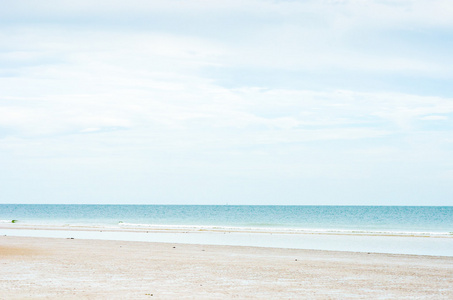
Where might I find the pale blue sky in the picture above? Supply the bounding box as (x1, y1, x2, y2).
(1, 0, 452, 205)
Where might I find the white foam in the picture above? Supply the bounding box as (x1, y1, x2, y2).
(116, 222, 453, 237)
(2, 220, 451, 238)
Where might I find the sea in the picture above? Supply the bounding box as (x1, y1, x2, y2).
(1, 205, 452, 256)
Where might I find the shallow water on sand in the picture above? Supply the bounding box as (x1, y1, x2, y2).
(2, 228, 452, 256)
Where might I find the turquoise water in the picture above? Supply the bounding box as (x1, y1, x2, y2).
(2, 205, 452, 256)
(1, 205, 452, 235)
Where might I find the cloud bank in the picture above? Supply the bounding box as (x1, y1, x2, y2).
(0, 0, 452, 204)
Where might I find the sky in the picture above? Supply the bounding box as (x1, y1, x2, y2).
(0, 0, 452, 205)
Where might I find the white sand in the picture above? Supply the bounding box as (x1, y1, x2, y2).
(1, 235, 452, 299)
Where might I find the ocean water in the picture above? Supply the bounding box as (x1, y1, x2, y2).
(1, 205, 452, 256)
(1, 205, 452, 234)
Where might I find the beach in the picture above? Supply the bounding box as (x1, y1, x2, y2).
(1, 235, 452, 299)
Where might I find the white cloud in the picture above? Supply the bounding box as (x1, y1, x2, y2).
(2, 0, 452, 77)
(420, 115, 449, 121)
(2, 82, 452, 145)
(1, 0, 452, 204)
(4, 0, 453, 26)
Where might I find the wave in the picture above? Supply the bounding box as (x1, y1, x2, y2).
(116, 222, 453, 237)
(2, 220, 452, 238)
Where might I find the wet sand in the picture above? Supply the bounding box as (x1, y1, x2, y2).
(1, 236, 452, 299)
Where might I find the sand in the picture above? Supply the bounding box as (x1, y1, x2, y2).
(1, 236, 452, 299)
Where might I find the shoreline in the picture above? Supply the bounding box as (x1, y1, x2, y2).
(2, 223, 452, 238)
(2, 225, 453, 257)
(1, 235, 452, 299)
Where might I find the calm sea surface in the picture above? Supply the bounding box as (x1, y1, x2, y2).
(1, 205, 452, 234)
(1, 205, 452, 256)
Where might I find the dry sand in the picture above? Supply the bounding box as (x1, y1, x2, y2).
(1, 236, 452, 299)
